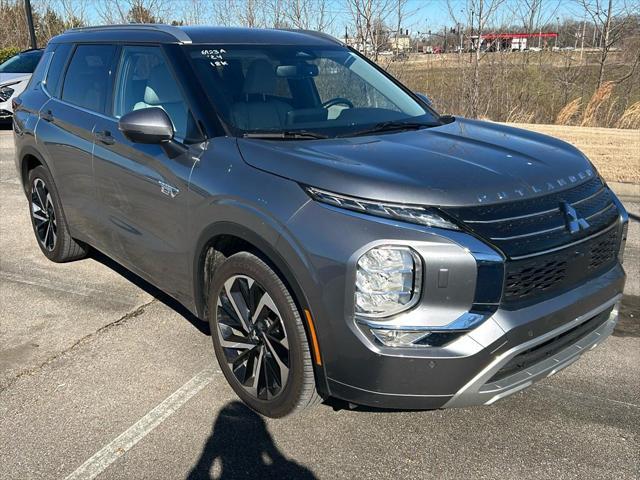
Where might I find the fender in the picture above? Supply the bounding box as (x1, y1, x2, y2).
(192, 220, 312, 321)
(192, 220, 330, 397)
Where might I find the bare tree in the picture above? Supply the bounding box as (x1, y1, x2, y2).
(96, 0, 171, 25)
(448, 0, 506, 117)
(279, 0, 333, 31)
(181, 0, 209, 25)
(576, 0, 639, 89)
(345, 0, 395, 60)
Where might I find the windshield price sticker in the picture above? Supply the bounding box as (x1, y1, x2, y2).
(201, 49, 228, 67)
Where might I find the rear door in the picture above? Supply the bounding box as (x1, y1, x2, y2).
(91, 45, 201, 299)
(34, 43, 118, 243)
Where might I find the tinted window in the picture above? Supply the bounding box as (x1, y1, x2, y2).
(186, 45, 436, 137)
(0, 50, 43, 73)
(61, 45, 117, 113)
(45, 44, 73, 98)
(113, 46, 198, 141)
(26, 51, 52, 90)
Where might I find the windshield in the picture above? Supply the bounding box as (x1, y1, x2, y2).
(0, 50, 43, 74)
(187, 45, 440, 138)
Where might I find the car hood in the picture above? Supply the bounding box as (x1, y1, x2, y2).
(0, 73, 30, 87)
(236, 118, 596, 207)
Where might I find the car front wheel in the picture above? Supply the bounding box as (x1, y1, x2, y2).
(208, 252, 320, 417)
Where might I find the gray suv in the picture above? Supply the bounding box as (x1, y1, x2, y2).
(13, 25, 628, 418)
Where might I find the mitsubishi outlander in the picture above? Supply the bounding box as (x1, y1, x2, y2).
(12, 25, 628, 417)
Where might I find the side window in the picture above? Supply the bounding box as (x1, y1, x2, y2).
(26, 51, 52, 90)
(45, 43, 72, 98)
(61, 44, 117, 113)
(113, 46, 198, 142)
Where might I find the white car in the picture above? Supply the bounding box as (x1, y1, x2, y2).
(0, 49, 43, 122)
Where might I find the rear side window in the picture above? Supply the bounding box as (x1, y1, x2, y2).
(61, 45, 117, 113)
(45, 44, 72, 98)
(26, 51, 52, 90)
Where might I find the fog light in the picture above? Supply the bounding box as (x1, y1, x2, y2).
(370, 328, 430, 347)
(355, 246, 421, 317)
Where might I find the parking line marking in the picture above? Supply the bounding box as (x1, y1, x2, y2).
(65, 366, 218, 480)
(0, 271, 140, 306)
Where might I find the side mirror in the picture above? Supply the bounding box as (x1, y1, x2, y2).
(118, 107, 174, 144)
(415, 93, 433, 107)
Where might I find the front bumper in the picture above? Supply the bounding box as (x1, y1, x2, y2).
(283, 196, 626, 409)
(327, 265, 624, 409)
(444, 295, 619, 408)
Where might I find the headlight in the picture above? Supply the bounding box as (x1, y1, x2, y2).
(0, 86, 15, 102)
(355, 246, 421, 317)
(304, 186, 460, 230)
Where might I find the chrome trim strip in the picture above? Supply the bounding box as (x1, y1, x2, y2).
(465, 186, 607, 225)
(443, 295, 621, 408)
(572, 186, 608, 206)
(65, 24, 193, 44)
(358, 310, 490, 332)
(465, 206, 560, 224)
(489, 203, 615, 241)
(491, 223, 564, 241)
(585, 202, 616, 220)
(509, 221, 619, 260)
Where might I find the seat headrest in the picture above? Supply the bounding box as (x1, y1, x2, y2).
(243, 59, 278, 96)
(144, 65, 183, 105)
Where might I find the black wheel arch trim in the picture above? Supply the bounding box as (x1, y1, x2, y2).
(18, 145, 53, 194)
(192, 220, 330, 398)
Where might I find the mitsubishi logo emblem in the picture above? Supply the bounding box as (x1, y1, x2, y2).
(560, 202, 589, 234)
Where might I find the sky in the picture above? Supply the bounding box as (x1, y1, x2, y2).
(75, 0, 582, 37)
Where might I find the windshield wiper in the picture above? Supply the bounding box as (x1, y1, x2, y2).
(344, 120, 439, 138)
(243, 130, 328, 140)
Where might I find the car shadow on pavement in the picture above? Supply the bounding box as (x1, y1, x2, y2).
(89, 249, 211, 335)
(186, 401, 317, 480)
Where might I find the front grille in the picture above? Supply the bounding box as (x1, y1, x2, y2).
(503, 226, 619, 307)
(488, 307, 612, 383)
(442, 177, 621, 307)
(444, 177, 619, 258)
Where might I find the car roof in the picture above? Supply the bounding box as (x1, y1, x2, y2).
(50, 24, 342, 47)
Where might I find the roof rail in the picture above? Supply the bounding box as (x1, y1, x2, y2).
(64, 24, 192, 44)
(279, 29, 343, 46)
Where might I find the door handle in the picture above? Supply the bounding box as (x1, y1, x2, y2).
(40, 109, 53, 122)
(95, 130, 116, 145)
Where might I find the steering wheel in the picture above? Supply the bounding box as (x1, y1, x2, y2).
(322, 97, 354, 109)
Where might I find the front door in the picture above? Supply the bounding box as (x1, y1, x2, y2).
(92, 45, 201, 301)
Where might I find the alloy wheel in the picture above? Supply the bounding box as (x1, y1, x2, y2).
(216, 275, 290, 400)
(31, 178, 57, 252)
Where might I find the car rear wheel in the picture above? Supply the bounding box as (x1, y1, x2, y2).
(208, 252, 320, 417)
(28, 165, 88, 262)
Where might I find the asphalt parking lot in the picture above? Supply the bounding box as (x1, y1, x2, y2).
(1, 126, 639, 480)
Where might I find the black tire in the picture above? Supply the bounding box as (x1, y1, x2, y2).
(208, 252, 321, 418)
(27, 165, 88, 263)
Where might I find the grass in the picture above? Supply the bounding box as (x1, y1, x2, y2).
(509, 123, 640, 184)
(384, 50, 640, 129)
